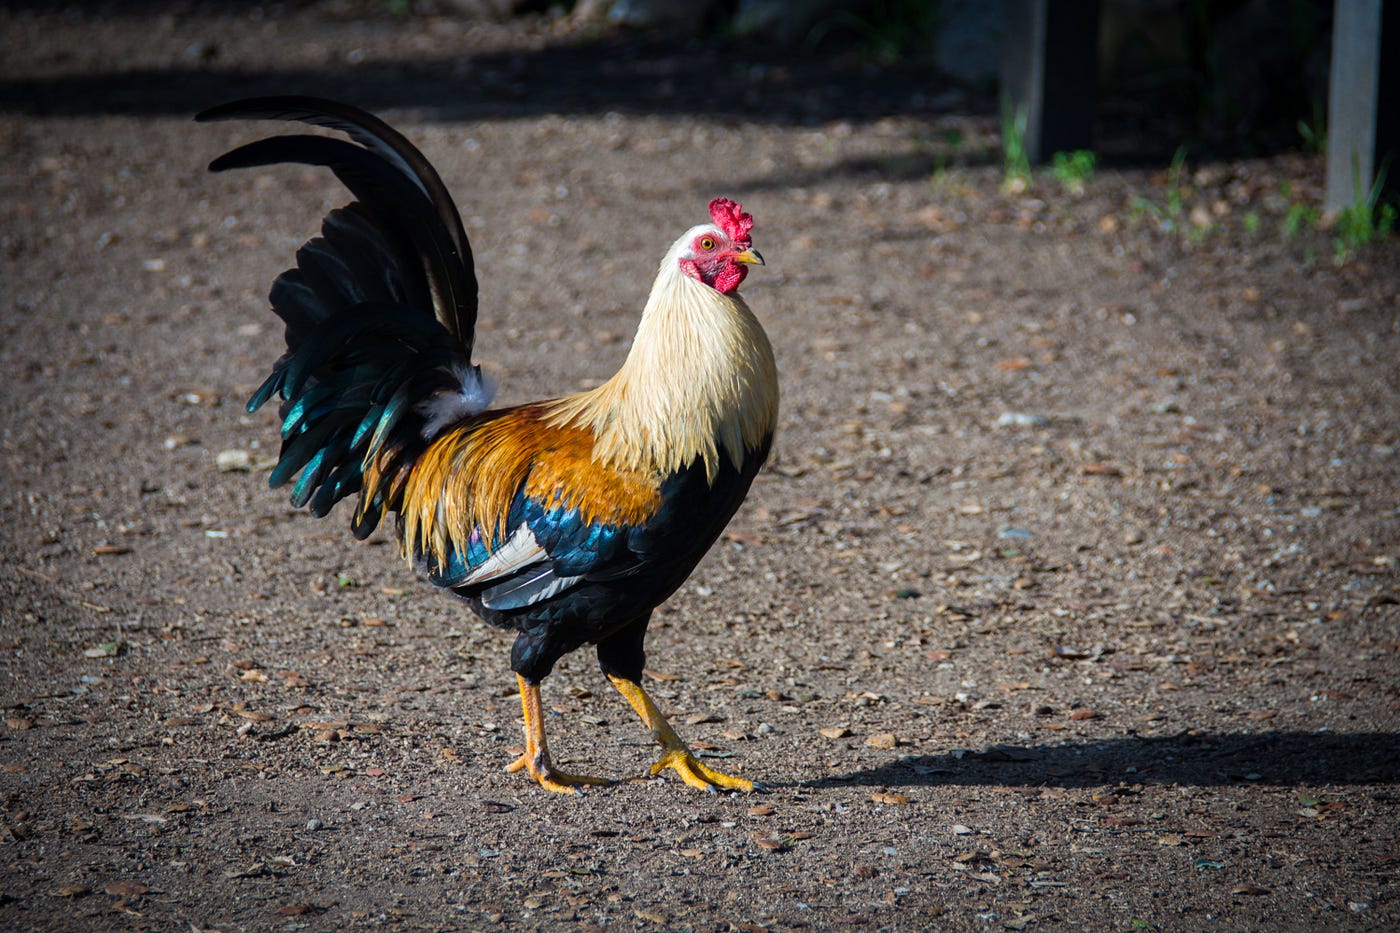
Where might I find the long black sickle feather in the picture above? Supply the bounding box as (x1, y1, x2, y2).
(196, 97, 478, 357)
(206, 133, 475, 360)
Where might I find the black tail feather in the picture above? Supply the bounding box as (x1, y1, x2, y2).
(208, 134, 474, 358)
(202, 98, 493, 527)
(196, 95, 477, 353)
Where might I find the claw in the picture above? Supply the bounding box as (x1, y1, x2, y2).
(651, 748, 755, 793)
(610, 674, 756, 793)
(506, 750, 610, 795)
(510, 674, 611, 794)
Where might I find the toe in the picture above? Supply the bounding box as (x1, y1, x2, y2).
(654, 749, 754, 792)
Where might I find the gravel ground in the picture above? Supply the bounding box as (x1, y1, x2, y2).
(2, 5, 1397, 932)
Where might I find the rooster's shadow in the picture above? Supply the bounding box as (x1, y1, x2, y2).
(798, 730, 1400, 790)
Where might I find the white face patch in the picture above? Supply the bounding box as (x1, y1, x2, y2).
(675, 223, 728, 262)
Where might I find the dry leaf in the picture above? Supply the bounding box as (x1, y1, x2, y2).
(684, 712, 722, 725)
(104, 880, 149, 898)
(1231, 885, 1271, 896)
(818, 726, 851, 739)
(871, 792, 910, 805)
(865, 732, 899, 749)
(747, 804, 775, 816)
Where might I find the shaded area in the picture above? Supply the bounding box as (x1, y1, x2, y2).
(0, 3, 1338, 160)
(816, 732, 1400, 789)
(0, 36, 957, 126)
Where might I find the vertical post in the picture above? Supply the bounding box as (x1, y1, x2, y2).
(1001, 0, 1101, 163)
(1325, 0, 1399, 211)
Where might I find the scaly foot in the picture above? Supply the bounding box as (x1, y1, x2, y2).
(509, 674, 611, 794)
(506, 750, 611, 795)
(608, 674, 757, 793)
(650, 747, 754, 793)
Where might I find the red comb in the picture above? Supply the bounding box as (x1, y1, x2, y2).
(708, 197, 754, 246)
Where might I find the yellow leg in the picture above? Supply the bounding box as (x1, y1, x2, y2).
(607, 674, 755, 793)
(505, 674, 611, 794)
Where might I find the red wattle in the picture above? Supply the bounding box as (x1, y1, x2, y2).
(712, 261, 747, 294)
(679, 257, 747, 294)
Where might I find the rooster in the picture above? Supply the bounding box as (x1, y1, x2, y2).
(197, 98, 777, 794)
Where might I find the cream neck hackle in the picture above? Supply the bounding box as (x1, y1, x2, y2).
(544, 227, 779, 481)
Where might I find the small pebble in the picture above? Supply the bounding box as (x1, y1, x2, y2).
(216, 449, 252, 472)
(995, 412, 1049, 428)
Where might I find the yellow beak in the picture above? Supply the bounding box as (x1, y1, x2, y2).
(732, 247, 765, 266)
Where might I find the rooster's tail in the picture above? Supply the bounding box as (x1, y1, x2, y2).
(198, 96, 491, 537)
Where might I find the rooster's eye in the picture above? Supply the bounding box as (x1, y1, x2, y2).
(699, 236, 715, 251)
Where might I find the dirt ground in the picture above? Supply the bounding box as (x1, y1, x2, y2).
(2, 5, 1398, 932)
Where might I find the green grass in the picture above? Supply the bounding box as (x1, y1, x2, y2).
(1333, 158, 1396, 262)
(808, 0, 942, 65)
(1283, 201, 1319, 239)
(1130, 146, 1189, 233)
(1000, 95, 1031, 192)
(1051, 150, 1096, 195)
(1297, 119, 1325, 155)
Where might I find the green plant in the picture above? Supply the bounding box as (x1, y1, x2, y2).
(808, 0, 942, 65)
(1333, 157, 1396, 262)
(1163, 146, 1188, 218)
(1297, 119, 1325, 155)
(1283, 201, 1320, 239)
(1130, 146, 1189, 233)
(1051, 150, 1096, 195)
(1000, 95, 1031, 192)
(1242, 211, 1261, 236)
